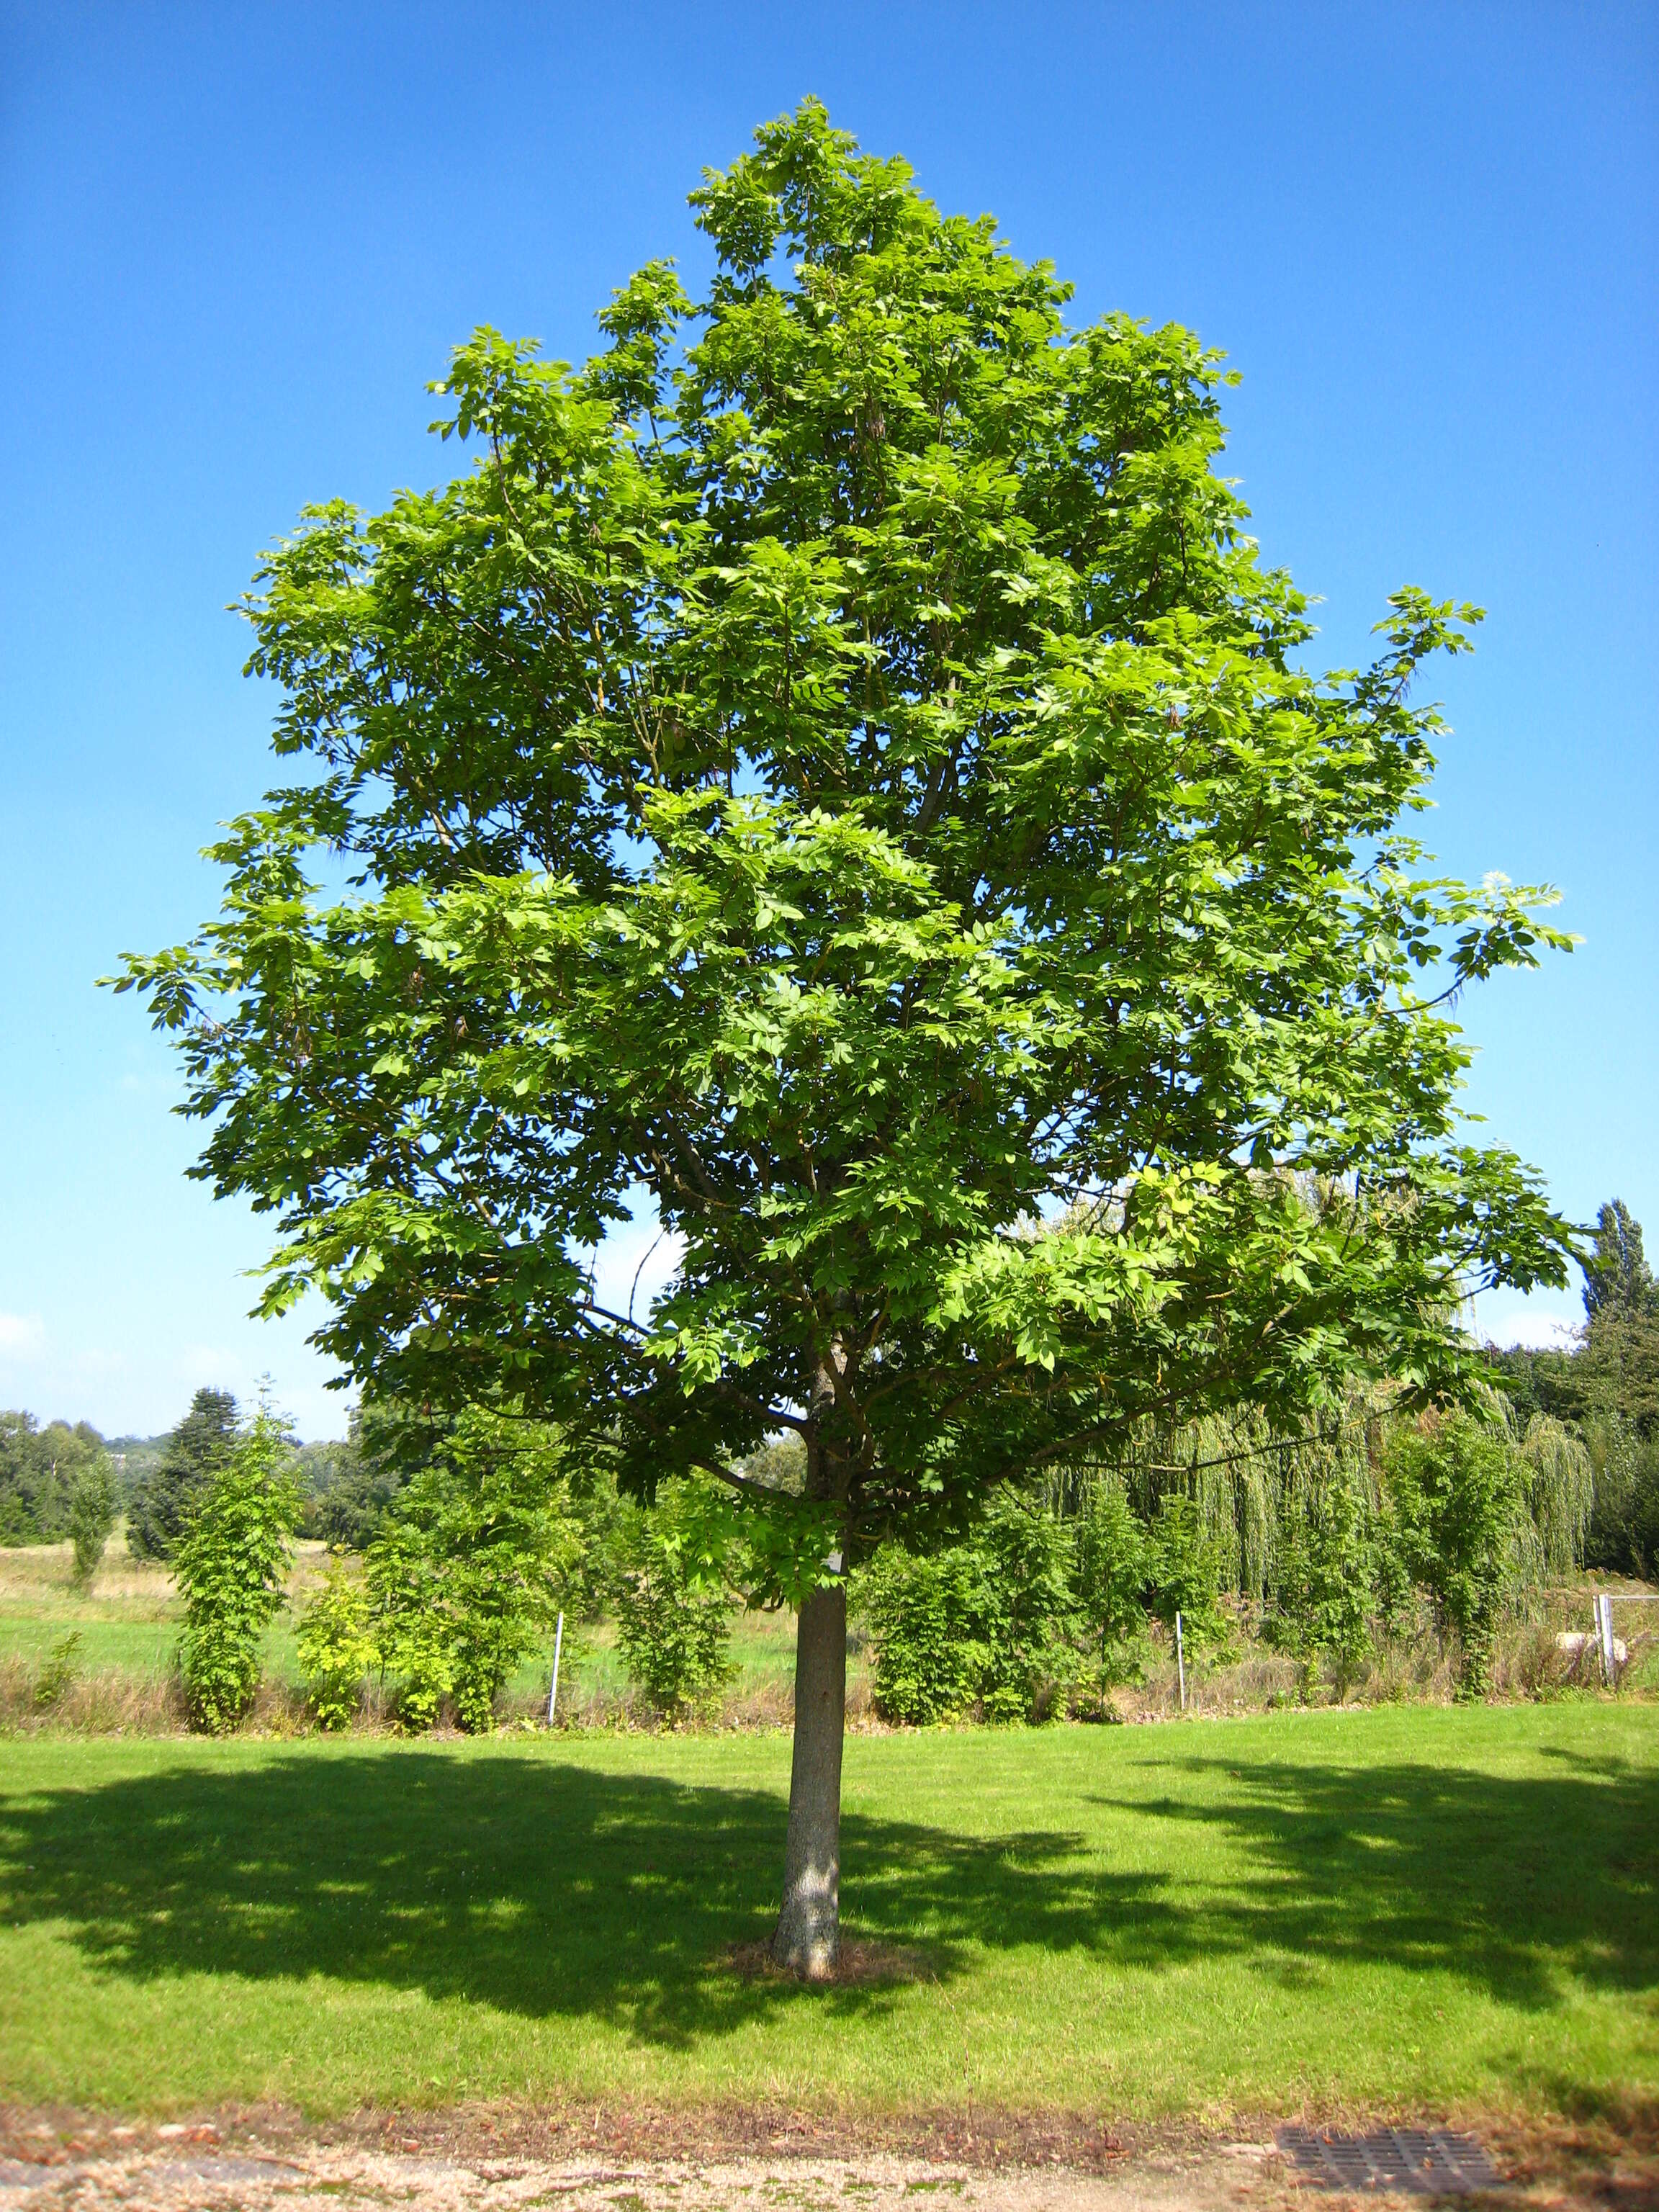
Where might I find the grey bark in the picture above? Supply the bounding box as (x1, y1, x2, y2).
(770, 1577, 847, 1977)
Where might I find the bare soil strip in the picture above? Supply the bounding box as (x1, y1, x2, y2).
(0, 2107, 1650, 2212)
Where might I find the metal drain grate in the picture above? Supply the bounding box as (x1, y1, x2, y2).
(1277, 2126, 1502, 2195)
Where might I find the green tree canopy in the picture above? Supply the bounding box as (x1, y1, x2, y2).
(117, 102, 1573, 1970)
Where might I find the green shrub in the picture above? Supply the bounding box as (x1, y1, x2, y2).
(1370, 1480, 1414, 1636)
(610, 1476, 736, 1720)
(1146, 1493, 1231, 1658)
(861, 1493, 1079, 1725)
(174, 1411, 301, 1733)
(1385, 1413, 1523, 1697)
(860, 1543, 985, 1725)
(1270, 1472, 1375, 1698)
(974, 1492, 1079, 1721)
(367, 1408, 580, 1733)
(35, 1630, 83, 1709)
(372, 1547, 452, 1731)
(295, 1562, 379, 1729)
(1071, 1478, 1151, 1687)
(68, 1455, 117, 1586)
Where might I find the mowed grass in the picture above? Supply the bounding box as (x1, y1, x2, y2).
(0, 1704, 1653, 2121)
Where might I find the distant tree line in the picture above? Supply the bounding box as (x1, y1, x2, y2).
(0, 1388, 407, 1560)
(0, 1414, 111, 1549)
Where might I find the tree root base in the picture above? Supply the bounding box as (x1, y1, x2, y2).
(724, 1937, 931, 1987)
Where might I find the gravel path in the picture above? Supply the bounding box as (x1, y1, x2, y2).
(0, 2109, 1645, 2211)
(0, 2139, 1286, 2212)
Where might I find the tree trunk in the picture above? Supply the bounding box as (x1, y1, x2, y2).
(770, 1577, 847, 1978)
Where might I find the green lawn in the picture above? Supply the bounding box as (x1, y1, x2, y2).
(0, 1704, 1653, 2121)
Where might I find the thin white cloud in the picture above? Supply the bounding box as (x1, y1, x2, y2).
(1479, 1307, 1581, 1352)
(173, 1343, 245, 1381)
(0, 1312, 47, 1360)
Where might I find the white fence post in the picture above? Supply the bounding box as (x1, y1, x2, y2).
(547, 1610, 565, 1725)
(1175, 1610, 1186, 1712)
(1596, 1592, 1617, 1686)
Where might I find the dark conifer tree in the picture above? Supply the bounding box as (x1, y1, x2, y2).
(127, 1388, 238, 1560)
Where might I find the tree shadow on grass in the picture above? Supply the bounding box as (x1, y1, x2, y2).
(1087, 1742, 1658, 2015)
(0, 1751, 1137, 2046)
(1, 1740, 1653, 2048)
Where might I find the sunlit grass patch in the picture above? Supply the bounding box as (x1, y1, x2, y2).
(0, 1704, 1652, 2120)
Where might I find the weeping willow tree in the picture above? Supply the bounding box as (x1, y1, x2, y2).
(1048, 1390, 1593, 1606)
(1046, 1395, 1374, 1602)
(1509, 1412, 1595, 1583)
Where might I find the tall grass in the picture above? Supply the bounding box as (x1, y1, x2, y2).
(6, 1588, 1650, 1737)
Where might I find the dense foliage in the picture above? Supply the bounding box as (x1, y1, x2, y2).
(128, 1388, 239, 1561)
(1485, 1197, 1659, 1577)
(295, 1560, 379, 1730)
(1071, 1477, 1151, 1681)
(174, 1410, 302, 1732)
(295, 1408, 580, 1732)
(608, 1476, 737, 1719)
(1267, 1467, 1378, 1696)
(861, 1480, 1237, 1725)
(0, 1414, 112, 1545)
(368, 1409, 581, 1730)
(861, 1491, 1080, 1722)
(858, 1394, 1598, 1714)
(1383, 1415, 1521, 1696)
(118, 100, 1573, 1582)
(67, 1452, 117, 1585)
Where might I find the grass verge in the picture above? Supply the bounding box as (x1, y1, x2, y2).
(0, 1703, 1653, 2121)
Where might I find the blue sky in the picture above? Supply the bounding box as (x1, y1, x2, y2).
(1, 0, 1654, 1439)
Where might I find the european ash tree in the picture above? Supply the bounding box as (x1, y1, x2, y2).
(121, 105, 1573, 1973)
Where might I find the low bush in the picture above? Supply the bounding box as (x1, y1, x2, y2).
(295, 1561, 379, 1730)
(860, 1545, 985, 1725)
(860, 1492, 1079, 1725)
(35, 1630, 84, 1709)
(1145, 1493, 1233, 1662)
(1072, 1478, 1151, 1689)
(977, 1491, 1081, 1720)
(1385, 1413, 1522, 1697)
(1269, 1470, 1375, 1698)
